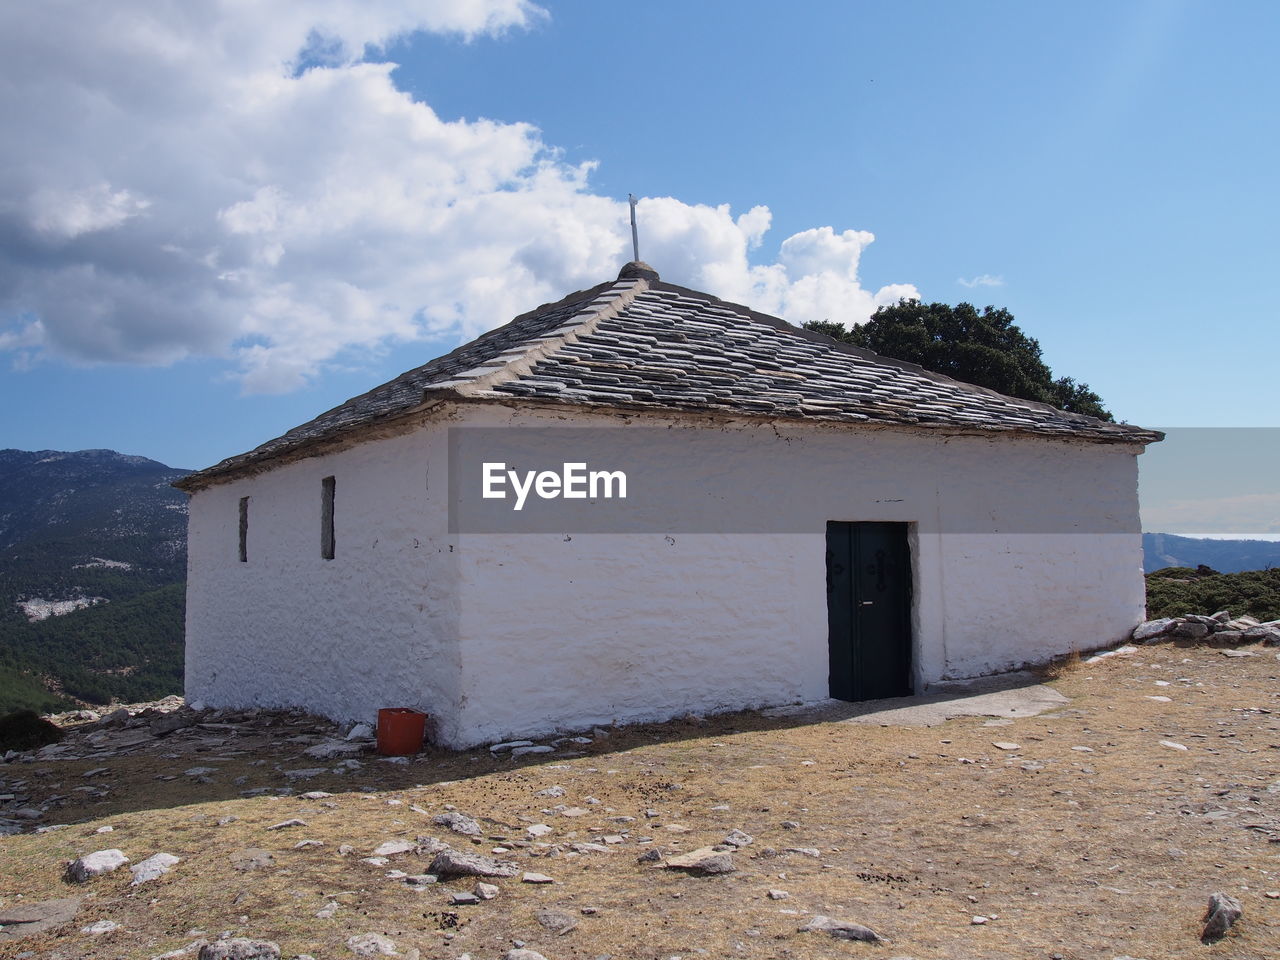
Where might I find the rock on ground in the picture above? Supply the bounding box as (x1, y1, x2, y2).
(229, 848, 274, 871)
(662, 846, 736, 874)
(505, 951, 550, 960)
(432, 811, 482, 836)
(81, 920, 121, 934)
(65, 849, 129, 882)
(1243, 625, 1280, 644)
(511, 744, 555, 756)
(283, 768, 327, 781)
(0, 898, 81, 941)
(197, 940, 281, 960)
(345, 932, 398, 956)
(415, 836, 450, 857)
(1133, 617, 1178, 641)
(304, 740, 365, 760)
(345, 722, 374, 740)
(535, 907, 579, 935)
(130, 852, 180, 884)
(489, 739, 533, 752)
(1202, 892, 1243, 942)
(799, 915, 885, 942)
(428, 848, 518, 878)
(150, 712, 198, 736)
(372, 840, 415, 857)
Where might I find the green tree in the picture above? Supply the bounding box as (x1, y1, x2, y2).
(805, 300, 1113, 421)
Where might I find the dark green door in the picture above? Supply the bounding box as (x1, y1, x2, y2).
(826, 521, 913, 701)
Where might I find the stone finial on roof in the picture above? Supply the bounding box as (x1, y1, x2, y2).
(617, 260, 659, 281)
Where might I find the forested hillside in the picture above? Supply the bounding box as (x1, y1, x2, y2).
(1145, 566, 1280, 622)
(0, 449, 189, 712)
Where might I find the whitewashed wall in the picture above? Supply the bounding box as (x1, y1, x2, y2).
(449, 404, 1146, 747)
(185, 401, 1147, 749)
(183, 426, 469, 744)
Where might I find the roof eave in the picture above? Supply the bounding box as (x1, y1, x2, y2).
(172, 393, 461, 493)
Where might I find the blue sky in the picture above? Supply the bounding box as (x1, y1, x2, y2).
(0, 2, 1276, 530)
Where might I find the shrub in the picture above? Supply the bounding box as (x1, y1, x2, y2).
(0, 708, 65, 751)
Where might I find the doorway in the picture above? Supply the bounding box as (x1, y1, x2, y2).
(826, 521, 913, 701)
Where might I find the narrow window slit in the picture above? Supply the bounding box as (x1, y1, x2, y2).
(321, 476, 336, 560)
(238, 496, 249, 562)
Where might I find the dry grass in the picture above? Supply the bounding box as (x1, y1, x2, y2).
(1036, 647, 1084, 682)
(3, 642, 1280, 960)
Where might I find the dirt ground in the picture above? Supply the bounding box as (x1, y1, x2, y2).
(2, 641, 1279, 960)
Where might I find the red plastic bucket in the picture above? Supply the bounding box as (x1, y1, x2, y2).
(377, 707, 427, 756)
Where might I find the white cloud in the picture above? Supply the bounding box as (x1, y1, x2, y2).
(958, 274, 1006, 288)
(28, 184, 151, 239)
(0, 1, 916, 393)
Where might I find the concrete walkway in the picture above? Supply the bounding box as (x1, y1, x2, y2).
(762, 671, 1069, 727)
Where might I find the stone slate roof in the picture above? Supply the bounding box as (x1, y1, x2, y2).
(178, 263, 1161, 489)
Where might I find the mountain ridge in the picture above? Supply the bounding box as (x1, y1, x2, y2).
(0, 448, 190, 712)
(1143, 532, 1280, 574)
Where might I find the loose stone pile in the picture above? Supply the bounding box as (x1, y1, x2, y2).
(1131, 611, 1280, 646)
(0, 699, 377, 836)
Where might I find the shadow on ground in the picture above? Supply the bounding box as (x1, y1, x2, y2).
(2, 669, 1069, 829)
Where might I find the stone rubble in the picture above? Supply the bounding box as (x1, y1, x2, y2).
(304, 740, 367, 761)
(3, 640, 1277, 955)
(0, 699, 397, 832)
(1132, 612, 1280, 647)
(489, 740, 534, 752)
(1, 697, 595, 844)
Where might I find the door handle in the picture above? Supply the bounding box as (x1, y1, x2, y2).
(860, 601, 874, 606)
